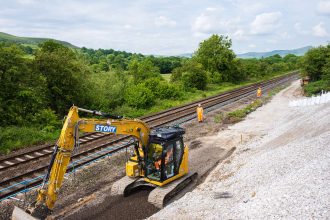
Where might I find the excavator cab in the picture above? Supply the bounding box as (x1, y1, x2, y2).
(145, 127, 186, 184)
(125, 126, 189, 186)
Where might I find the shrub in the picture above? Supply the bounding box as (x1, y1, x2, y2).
(304, 80, 329, 96)
(31, 109, 61, 129)
(143, 78, 182, 99)
(124, 84, 155, 108)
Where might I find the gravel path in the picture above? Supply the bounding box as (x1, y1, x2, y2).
(150, 80, 330, 219)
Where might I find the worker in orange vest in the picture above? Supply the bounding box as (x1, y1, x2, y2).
(196, 104, 204, 122)
(257, 87, 262, 98)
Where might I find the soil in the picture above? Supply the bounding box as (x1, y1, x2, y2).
(0, 84, 288, 220)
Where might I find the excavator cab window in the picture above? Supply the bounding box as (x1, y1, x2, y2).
(161, 139, 184, 181)
(146, 138, 184, 182)
(146, 143, 163, 181)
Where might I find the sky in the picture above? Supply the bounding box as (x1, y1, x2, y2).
(0, 0, 329, 55)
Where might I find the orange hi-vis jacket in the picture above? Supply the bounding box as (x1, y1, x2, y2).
(257, 88, 262, 97)
(196, 106, 204, 122)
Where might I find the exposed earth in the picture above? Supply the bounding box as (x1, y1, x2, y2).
(1, 80, 306, 220)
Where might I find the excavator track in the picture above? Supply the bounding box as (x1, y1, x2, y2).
(111, 172, 198, 208)
(148, 172, 198, 208)
(111, 176, 139, 196)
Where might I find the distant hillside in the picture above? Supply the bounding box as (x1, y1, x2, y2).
(237, 46, 312, 59)
(177, 53, 193, 58)
(0, 32, 78, 48)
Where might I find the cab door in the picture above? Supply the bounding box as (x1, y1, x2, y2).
(160, 138, 184, 181)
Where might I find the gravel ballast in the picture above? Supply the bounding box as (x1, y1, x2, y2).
(150, 80, 330, 219)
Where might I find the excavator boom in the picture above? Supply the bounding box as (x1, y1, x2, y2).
(12, 106, 150, 219)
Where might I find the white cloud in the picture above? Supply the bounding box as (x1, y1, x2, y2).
(317, 1, 330, 15)
(232, 29, 245, 40)
(206, 7, 217, 12)
(192, 7, 241, 36)
(0, 1, 327, 55)
(192, 8, 222, 34)
(313, 22, 329, 37)
(16, 0, 38, 5)
(294, 22, 308, 35)
(0, 18, 16, 26)
(154, 16, 176, 27)
(250, 12, 282, 35)
(280, 31, 290, 39)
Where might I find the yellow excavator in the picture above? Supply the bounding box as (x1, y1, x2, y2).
(12, 106, 197, 219)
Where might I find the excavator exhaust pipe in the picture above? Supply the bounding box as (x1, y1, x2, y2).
(12, 206, 38, 220)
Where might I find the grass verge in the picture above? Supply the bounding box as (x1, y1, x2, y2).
(214, 83, 288, 124)
(0, 126, 60, 155)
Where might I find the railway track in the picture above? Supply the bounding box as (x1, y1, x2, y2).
(0, 72, 298, 201)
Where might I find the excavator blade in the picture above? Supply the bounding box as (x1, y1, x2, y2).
(12, 206, 38, 220)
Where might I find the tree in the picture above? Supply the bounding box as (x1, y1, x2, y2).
(143, 78, 181, 99)
(181, 60, 207, 90)
(303, 45, 329, 81)
(124, 84, 155, 108)
(34, 41, 91, 115)
(194, 34, 236, 82)
(128, 59, 161, 83)
(0, 44, 46, 125)
(302, 44, 330, 95)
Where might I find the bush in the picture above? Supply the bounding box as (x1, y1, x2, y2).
(157, 83, 182, 99)
(143, 78, 182, 99)
(124, 84, 155, 108)
(176, 60, 207, 90)
(304, 80, 329, 96)
(31, 109, 61, 130)
(182, 70, 207, 90)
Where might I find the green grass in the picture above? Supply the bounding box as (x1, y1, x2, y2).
(161, 73, 172, 82)
(213, 82, 289, 124)
(227, 99, 263, 122)
(0, 126, 60, 154)
(214, 112, 225, 123)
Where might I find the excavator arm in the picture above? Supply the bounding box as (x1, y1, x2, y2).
(22, 106, 150, 218)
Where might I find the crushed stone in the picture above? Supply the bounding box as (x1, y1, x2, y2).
(150, 80, 330, 219)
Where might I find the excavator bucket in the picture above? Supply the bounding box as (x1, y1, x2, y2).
(12, 206, 38, 220)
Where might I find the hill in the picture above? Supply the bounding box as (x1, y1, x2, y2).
(237, 46, 312, 59)
(0, 32, 78, 48)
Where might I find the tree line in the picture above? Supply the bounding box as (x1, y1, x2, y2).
(81, 47, 183, 74)
(0, 34, 301, 132)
